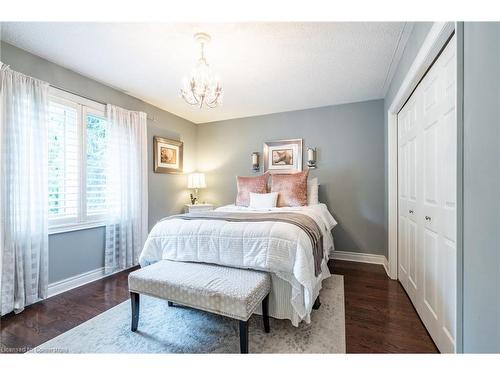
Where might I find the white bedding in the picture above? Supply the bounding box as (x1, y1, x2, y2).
(139, 203, 337, 325)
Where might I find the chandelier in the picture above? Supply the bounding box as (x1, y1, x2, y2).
(180, 32, 223, 109)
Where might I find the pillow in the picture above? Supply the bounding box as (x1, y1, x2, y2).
(307, 177, 319, 205)
(249, 192, 279, 209)
(236, 172, 269, 206)
(271, 170, 309, 207)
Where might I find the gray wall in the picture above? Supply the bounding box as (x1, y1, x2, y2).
(197, 100, 386, 255)
(48, 228, 105, 282)
(384, 22, 434, 111)
(462, 22, 500, 353)
(0, 41, 198, 283)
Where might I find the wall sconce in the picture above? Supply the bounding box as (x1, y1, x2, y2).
(307, 147, 317, 169)
(252, 152, 260, 172)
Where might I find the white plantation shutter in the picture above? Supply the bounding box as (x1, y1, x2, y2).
(47, 88, 107, 231)
(48, 98, 80, 225)
(85, 111, 107, 217)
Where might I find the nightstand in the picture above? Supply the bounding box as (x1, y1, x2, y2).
(184, 203, 214, 213)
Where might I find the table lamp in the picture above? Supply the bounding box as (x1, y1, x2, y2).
(187, 172, 206, 205)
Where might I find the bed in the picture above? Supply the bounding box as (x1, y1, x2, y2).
(138, 203, 337, 326)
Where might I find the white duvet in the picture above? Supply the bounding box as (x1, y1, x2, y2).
(139, 203, 337, 321)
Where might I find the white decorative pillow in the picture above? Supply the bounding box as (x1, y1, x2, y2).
(249, 192, 279, 209)
(307, 177, 319, 205)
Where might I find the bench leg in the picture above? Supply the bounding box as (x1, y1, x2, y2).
(262, 294, 270, 333)
(239, 320, 249, 354)
(130, 292, 140, 332)
(313, 296, 321, 310)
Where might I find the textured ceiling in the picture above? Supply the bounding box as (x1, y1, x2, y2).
(1, 22, 412, 124)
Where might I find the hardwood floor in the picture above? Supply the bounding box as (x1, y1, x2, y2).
(331, 260, 438, 353)
(0, 267, 137, 353)
(0, 261, 438, 354)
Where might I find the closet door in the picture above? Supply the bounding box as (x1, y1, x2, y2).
(398, 101, 410, 291)
(398, 94, 420, 305)
(438, 37, 457, 354)
(398, 35, 456, 353)
(420, 49, 442, 346)
(433, 36, 457, 353)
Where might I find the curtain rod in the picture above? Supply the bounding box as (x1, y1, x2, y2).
(49, 84, 156, 122)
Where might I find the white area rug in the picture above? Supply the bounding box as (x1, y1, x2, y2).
(31, 275, 345, 353)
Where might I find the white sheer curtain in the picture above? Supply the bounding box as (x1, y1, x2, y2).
(105, 105, 148, 274)
(0, 62, 49, 315)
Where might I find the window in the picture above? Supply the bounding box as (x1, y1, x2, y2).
(48, 88, 107, 232)
(48, 98, 80, 223)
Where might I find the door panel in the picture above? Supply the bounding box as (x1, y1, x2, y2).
(398, 216, 408, 288)
(441, 108, 457, 242)
(424, 125, 438, 206)
(423, 228, 439, 320)
(408, 219, 418, 291)
(441, 238, 456, 344)
(408, 139, 417, 203)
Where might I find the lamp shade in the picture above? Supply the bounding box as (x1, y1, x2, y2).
(187, 173, 206, 189)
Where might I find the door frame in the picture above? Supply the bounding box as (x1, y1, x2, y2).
(387, 21, 463, 351)
(387, 21, 454, 279)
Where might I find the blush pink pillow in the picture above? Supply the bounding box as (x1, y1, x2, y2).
(236, 172, 269, 206)
(271, 171, 309, 207)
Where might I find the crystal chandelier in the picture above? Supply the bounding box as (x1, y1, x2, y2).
(180, 33, 223, 109)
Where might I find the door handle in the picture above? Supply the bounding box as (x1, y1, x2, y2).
(409, 210, 414, 214)
(425, 216, 432, 221)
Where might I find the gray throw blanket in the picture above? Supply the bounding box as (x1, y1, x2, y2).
(162, 211, 324, 276)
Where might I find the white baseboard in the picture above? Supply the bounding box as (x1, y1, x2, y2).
(48, 267, 106, 297)
(48, 265, 138, 297)
(331, 250, 390, 277)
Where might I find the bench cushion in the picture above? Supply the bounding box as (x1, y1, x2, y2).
(128, 260, 271, 321)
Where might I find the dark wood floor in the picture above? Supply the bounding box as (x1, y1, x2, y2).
(330, 260, 438, 353)
(0, 260, 438, 354)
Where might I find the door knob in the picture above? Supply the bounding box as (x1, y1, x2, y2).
(425, 216, 432, 221)
(409, 210, 414, 214)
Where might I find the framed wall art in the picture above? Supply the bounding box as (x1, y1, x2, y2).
(263, 138, 303, 174)
(153, 136, 183, 174)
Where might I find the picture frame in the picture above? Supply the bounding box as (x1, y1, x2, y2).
(263, 138, 303, 174)
(153, 136, 183, 174)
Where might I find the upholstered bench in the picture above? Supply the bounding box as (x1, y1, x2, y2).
(128, 260, 271, 353)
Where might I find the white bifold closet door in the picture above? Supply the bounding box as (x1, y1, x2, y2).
(398, 34, 456, 353)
